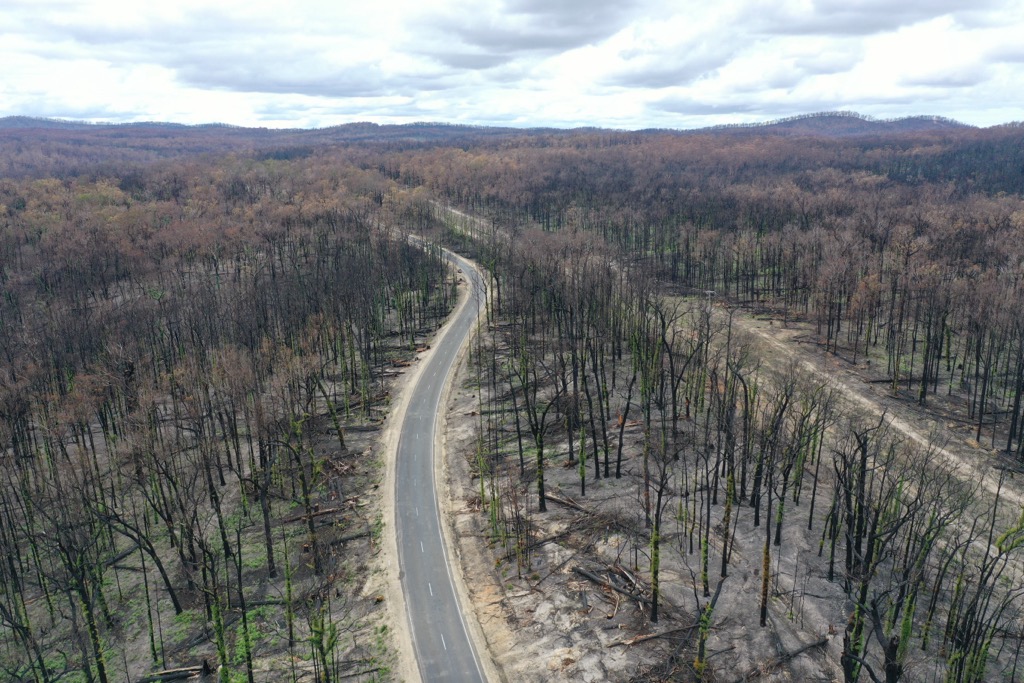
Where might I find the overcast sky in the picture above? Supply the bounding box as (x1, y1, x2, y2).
(2, 0, 1022, 130)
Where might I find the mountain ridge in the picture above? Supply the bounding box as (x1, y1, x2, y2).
(0, 111, 1001, 139)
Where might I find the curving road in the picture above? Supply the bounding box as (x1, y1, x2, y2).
(396, 247, 488, 682)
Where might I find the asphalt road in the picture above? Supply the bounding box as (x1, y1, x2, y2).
(396, 249, 487, 682)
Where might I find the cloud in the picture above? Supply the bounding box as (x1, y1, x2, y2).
(992, 46, 1024, 63)
(158, 37, 454, 99)
(428, 52, 513, 70)
(597, 9, 747, 90)
(900, 68, 990, 89)
(756, 0, 1003, 36)
(0, 0, 1022, 129)
(792, 43, 864, 76)
(604, 56, 729, 90)
(9, 3, 451, 100)
(429, 0, 644, 55)
(652, 98, 760, 116)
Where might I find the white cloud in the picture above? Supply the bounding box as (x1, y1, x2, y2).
(0, 0, 1021, 128)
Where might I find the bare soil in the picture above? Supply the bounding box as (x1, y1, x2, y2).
(440, 347, 844, 682)
(725, 312, 1024, 511)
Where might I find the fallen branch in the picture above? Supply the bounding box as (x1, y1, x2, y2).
(524, 529, 572, 553)
(728, 636, 829, 682)
(573, 566, 651, 606)
(544, 493, 589, 514)
(545, 494, 648, 541)
(531, 542, 577, 585)
(339, 668, 381, 679)
(611, 563, 642, 593)
(606, 591, 621, 619)
(609, 624, 698, 647)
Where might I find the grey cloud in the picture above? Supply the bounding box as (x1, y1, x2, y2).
(604, 38, 739, 89)
(440, 23, 604, 53)
(175, 55, 454, 99)
(987, 43, 1024, 62)
(29, 25, 450, 100)
(502, 0, 644, 37)
(605, 59, 723, 89)
(4, 0, 1020, 130)
(651, 98, 759, 115)
(900, 68, 989, 88)
(27, 6, 530, 102)
(152, 31, 454, 99)
(750, 69, 805, 92)
(181, 66, 389, 99)
(428, 52, 515, 70)
(20, 8, 433, 99)
(795, 54, 860, 76)
(34, 7, 259, 48)
(731, 51, 860, 94)
(758, 0, 1003, 37)
(430, 0, 644, 56)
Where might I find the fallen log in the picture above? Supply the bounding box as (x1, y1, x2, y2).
(136, 661, 213, 682)
(280, 497, 363, 524)
(105, 542, 141, 568)
(328, 530, 372, 548)
(247, 598, 286, 607)
(281, 507, 345, 524)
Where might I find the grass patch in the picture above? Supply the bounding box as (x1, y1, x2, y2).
(171, 608, 205, 644)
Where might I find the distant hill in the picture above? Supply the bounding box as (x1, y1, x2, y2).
(0, 115, 98, 130)
(0, 116, 575, 177)
(696, 111, 974, 137)
(0, 116, 547, 142)
(0, 111, 984, 142)
(0, 112, 1013, 180)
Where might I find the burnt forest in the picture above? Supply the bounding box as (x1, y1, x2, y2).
(2, 113, 1024, 682)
